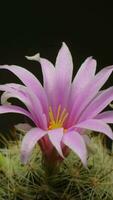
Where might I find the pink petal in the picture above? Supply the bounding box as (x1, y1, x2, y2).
(48, 128, 64, 158)
(63, 131, 87, 166)
(21, 87, 47, 129)
(0, 83, 23, 91)
(67, 57, 96, 117)
(26, 54, 55, 103)
(82, 135, 90, 145)
(55, 42, 73, 85)
(0, 65, 42, 94)
(0, 83, 27, 104)
(72, 57, 96, 93)
(80, 86, 113, 120)
(21, 128, 46, 164)
(94, 65, 113, 86)
(39, 58, 56, 108)
(15, 123, 32, 132)
(0, 85, 46, 128)
(0, 65, 48, 115)
(54, 42, 73, 109)
(76, 119, 113, 140)
(95, 111, 113, 123)
(0, 105, 32, 120)
(25, 53, 40, 62)
(26, 44, 73, 112)
(39, 58, 55, 89)
(67, 65, 113, 126)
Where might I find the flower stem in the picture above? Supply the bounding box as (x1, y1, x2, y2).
(42, 148, 61, 176)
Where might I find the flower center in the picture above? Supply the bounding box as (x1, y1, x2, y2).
(48, 105, 68, 130)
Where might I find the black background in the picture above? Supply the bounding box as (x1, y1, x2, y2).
(0, 1, 113, 131)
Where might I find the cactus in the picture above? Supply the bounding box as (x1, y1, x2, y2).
(0, 134, 113, 200)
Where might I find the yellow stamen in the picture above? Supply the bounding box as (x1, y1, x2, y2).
(49, 106, 55, 122)
(48, 105, 68, 130)
(60, 112, 68, 126)
(59, 108, 66, 123)
(56, 105, 61, 123)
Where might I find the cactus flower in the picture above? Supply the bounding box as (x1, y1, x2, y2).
(0, 43, 113, 166)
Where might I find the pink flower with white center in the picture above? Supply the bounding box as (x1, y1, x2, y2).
(0, 42, 113, 167)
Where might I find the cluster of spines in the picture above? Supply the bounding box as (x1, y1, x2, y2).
(0, 136, 113, 199)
